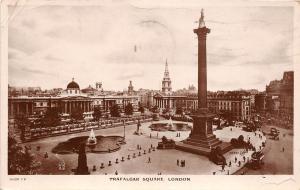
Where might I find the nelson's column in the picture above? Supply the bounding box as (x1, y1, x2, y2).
(176, 10, 232, 156)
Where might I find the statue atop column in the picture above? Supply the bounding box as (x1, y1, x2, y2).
(198, 9, 206, 28)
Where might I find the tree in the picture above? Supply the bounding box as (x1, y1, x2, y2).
(43, 107, 60, 127)
(175, 107, 183, 115)
(138, 105, 145, 114)
(8, 135, 38, 174)
(125, 103, 134, 116)
(110, 104, 120, 117)
(93, 107, 102, 121)
(15, 113, 31, 142)
(149, 105, 158, 113)
(71, 107, 84, 121)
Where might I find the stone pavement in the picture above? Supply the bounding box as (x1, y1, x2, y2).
(24, 120, 266, 175)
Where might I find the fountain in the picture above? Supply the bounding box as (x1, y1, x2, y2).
(86, 129, 97, 146)
(52, 129, 125, 154)
(149, 119, 191, 132)
(168, 118, 174, 128)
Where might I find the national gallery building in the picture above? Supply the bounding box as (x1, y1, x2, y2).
(8, 79, 139, 119)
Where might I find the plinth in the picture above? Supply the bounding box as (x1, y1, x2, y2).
(175, 108, 232, 156)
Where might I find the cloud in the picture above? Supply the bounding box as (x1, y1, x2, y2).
(44, 54, 63, 62)
(117, 71, 145, 80)
(21, 19, 36, 29)
(7, 5, 294, 91)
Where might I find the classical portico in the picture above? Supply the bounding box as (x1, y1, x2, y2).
(60, 97, 92, 113)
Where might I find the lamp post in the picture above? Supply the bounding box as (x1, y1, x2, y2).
(123, 120, 126, 139)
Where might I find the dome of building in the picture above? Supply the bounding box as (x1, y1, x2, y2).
(67, 78, 80, 89)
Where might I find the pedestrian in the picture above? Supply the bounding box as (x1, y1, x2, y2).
(243, 156, 246, 162)
(183, 160, 186, 167)
(150, 133, 152, 138)
(235, 156, 237, 163)
(177, 159, 179, 166)
(137, 144, 139, 150)
(58, 162, 62, 170)
(44, 152, 48, 158)
(228, 161, 231, 167)
(221, 164, 225, 171)
(115, 170, 118, 175)
(93, 165, 96, 171)
(238, 161, 241, 167)
(148, 157, 151, 163)
(108, 161, 112, 166)
(179, 133, 181, 137)
(282, 147, 285, 152)
(227, 170, 230, 175)
(151, 144, 153, 148)
(115, 158, 119, 164)
(180, 160, 184, 167)
(100, 163, 104, 169)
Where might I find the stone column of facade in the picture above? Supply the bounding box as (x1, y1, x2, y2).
(64, 102, 67, 113)
(16, 103, 20, 115)
(10, 102, 14, 116)
(31, 102, 34, 114)
(70, 101, 72, 113)
(25, 103, 29, 115)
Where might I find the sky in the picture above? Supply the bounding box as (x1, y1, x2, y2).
(8, 4, 294, 91)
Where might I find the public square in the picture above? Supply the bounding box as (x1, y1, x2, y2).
(19, 120, 289, 175)
(6, 5, 294, 178)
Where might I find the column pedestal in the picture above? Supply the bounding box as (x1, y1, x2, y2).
(175, 109, 232, 156)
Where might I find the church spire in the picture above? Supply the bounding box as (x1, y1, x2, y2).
(162, 59, 172, 94)
(164, 59, 169, 77)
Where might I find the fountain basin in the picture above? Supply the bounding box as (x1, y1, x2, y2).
(52, 135, 125, 154)
(149, 122, 191, 132)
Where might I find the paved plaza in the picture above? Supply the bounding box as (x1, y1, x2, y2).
(22, 120, 274, 175)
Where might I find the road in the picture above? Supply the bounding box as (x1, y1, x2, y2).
(235, 124, 293, 175)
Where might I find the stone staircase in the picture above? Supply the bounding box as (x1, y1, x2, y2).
(175, 134, 233, 156)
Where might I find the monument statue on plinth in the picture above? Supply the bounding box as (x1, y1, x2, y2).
(75, 143, 90, 175)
